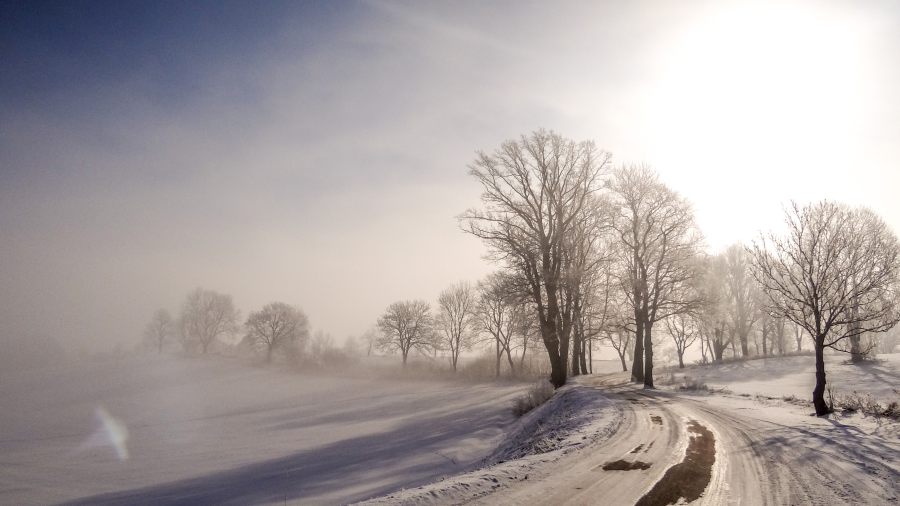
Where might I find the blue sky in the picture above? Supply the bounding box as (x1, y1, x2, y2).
(2, 0, 899, 352)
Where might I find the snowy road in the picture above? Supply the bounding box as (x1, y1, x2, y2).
(368, 372, 900, 505)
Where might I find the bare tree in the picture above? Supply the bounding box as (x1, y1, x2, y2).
(437, 281, 478, 372)
(143, 308, 175, 353)
(588, 257, 632, 372)
(608, 163, 704, 388)
(722, 243, 761, 357)
(475, 271, 538, 377)
(461, 129, 611, 388)
(179, 288, 241, 355)
(243, 302, 310, 363)
(476, 271, 517, 377)
(750, 201, 900, 415)
(565, 196, 615, 377)
(665, 312, 699, 368)
(376, 300, 436, 367)
(696, 253, 732, 362)
(361, 327, 378, 357)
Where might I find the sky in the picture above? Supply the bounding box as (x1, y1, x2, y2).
(1, 0, 899, 353)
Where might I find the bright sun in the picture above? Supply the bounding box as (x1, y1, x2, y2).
(643, 1, 868, 249)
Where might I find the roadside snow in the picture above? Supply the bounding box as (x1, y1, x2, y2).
(359, 355, 900, 505)
(354, 380, 622, 505)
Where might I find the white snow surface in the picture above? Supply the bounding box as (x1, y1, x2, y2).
(0, 355, 530, 505)
(5, 353, 900, 505)
(358, 354, 900, 505)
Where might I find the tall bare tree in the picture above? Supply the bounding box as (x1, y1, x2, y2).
(461, 129, 611, 388)
(179, 288, 240, 355)
(564, 196, 614, 377)
(143, 308, 174, 353)
(722, 243, 761, 357)
(376, 300, 436, 367)
(750, 201, 900, 415)
(437, 281, 478, 372)
(696, 253, 732, 362)
(608, 163, 704, 388)
(243, 302, 310, 363)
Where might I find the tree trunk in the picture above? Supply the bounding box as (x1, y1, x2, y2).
(587, 338, 593, 374)
(850, 334, 863, 363)
(540, 315, 566, 388)
(571, 329, 581, 378)
(643, 324, 654, 388)
(542, 271, 567, 388)
(619, 351, 628, 372)
(402, 349, 409, 368)
(570, 296, 581, 378)
(266, 347, 273, 363)
(631, 310, 645, 382)
(740, 331, 749, 357)
(812, 338, 829, 416)
(505, 346, 516, 378)
(713, 327, 725, 361)
(495, 338, 501, 378)
(580, 335, 589, 374)
(678, 351, 685, 369)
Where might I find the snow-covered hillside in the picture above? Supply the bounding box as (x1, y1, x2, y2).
(0, 355, 529, 505)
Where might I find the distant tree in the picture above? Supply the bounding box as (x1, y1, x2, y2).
(243, 302, 309, 363)
(589, 258, 632, 372)
(696, 253, 732, 362)
(722, 243, 761, 357)
(361, 327, 378, 357)
(604, 329, 632, 372)
(751, 201, 900, 415)
(759, 310, 787, 356)
(608, 163, 705, 388)
(376, 300, 436, 367)
(437, 281, 478, 372)
(665, 312, 699, 369)
(342, 335, 363, 356)
(143, 308, 174, 353)
(309, 331, 347, 366)
(179, 288, 241, 355)
(476, 271, 529, 377)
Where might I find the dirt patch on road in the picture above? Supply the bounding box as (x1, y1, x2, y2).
(650, 415, 663, 426)
(635, 420, 715, 506)
(600, 460, 652, 471)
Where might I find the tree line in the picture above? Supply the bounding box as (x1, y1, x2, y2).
(143, 288, 359, 365)
(395, 128, 900, 417)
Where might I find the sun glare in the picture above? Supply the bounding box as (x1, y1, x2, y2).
(644, 1, 868, 248)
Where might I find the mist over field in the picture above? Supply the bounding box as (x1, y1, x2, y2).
(4, 1, 900, 505)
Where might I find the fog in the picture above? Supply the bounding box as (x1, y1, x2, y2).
(2, 1, 899, 354)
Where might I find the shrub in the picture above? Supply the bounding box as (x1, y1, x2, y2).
(655, 371, 677, 385)
(679, 376, 708, 391)
(512, 380, 556, 417)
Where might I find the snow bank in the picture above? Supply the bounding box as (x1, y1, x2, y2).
(354, 379, 621, 505)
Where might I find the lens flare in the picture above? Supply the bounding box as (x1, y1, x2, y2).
(92, 406, 130, 460)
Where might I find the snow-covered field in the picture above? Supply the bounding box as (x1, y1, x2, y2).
(5, 352, 900, 505)
(0, 355, 530, 505)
